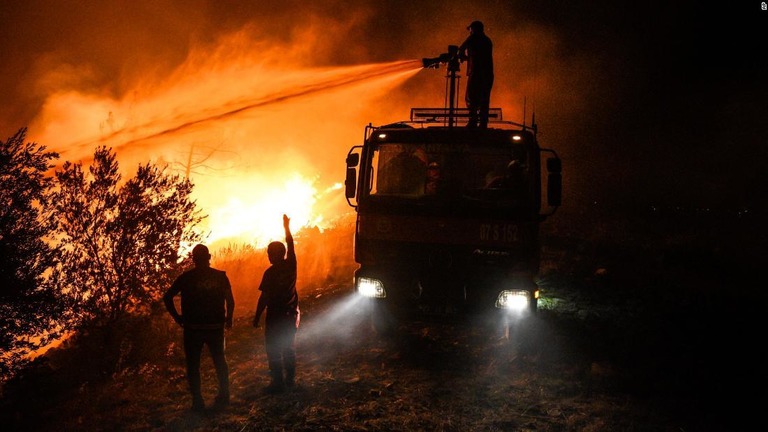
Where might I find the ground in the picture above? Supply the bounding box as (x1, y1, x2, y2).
(1, 209, 764, 431)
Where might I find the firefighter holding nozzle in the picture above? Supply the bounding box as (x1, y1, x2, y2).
(458, 20, 494, 129)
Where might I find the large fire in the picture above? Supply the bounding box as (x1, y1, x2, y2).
(204, 175, 342, 248)
(28, 31, 422, 249)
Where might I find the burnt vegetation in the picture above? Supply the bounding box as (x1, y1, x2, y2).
(1, 129, 765, 431)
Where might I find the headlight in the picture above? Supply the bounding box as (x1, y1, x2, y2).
(357, 277, 386, 298)
(495, 289, 532, 311)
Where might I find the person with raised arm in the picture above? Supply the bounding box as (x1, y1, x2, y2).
(253, 214, 300, 393)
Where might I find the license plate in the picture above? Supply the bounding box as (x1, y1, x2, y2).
(418, 304, 459, 315)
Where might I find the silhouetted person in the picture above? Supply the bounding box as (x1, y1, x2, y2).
(378, 150, 427, 195)
(458, 20, 494, 128)
(485, 159, 528, 199)
(253, 214, 300, 393)
(163, 244, 234, 412)
(425, 161, 443, 195)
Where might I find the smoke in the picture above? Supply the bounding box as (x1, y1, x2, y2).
(3, 1, 584, 141)
(7, 1, 758, 222)
(1, 0, 610, 246)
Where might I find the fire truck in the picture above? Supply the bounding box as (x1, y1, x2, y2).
(344, 46, 562, 336)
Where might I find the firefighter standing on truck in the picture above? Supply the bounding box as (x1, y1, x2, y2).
(458, 20, 494, 129)
(253, 214, 300, 394)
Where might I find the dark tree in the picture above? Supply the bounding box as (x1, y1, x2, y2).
(0, 128, 61, 377)
(52, 146, 204, 326)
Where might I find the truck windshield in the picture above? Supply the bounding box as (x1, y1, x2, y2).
(369, 143, 531, 204)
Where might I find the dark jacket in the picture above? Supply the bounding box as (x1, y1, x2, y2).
(164, 266, 235, 329)
(459, 31, 494, 81)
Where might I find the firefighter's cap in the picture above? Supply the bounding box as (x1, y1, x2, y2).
(467, 21, 484, 32)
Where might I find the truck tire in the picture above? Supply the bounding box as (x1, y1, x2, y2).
(371, 304, 397, 336)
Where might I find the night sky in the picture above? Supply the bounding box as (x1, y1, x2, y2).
(1, 1, 766, 218)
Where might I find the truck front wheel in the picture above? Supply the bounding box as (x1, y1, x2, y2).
(370, 303, 397, 336)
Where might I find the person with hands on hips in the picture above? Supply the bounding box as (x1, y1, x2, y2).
(163, 244, 234, 411)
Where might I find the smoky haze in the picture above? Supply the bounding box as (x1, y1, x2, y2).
(1, 0, 589, 247)
(1, 0, 765, 242)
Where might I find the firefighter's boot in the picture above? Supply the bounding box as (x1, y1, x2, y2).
(285, 366, 296, 388)
(265, 362, 284, 394)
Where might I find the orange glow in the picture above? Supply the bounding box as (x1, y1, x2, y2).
(28, 30, 423, 251)
(204, 173, 342, 248)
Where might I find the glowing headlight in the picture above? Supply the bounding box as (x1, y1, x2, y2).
(357, 277, 386, 298)
(495, 289, 531, 311)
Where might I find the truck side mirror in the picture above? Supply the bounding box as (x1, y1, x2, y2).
(546, 158, 562, 207)
(345, 152, 360, 200)
(546, 157, 561, 173)
(345, 167, 357, 199)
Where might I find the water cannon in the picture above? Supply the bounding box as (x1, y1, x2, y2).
(421, 45, 463, 126)
(422, 45, 460, 72)
(422, 52, 450, 69)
